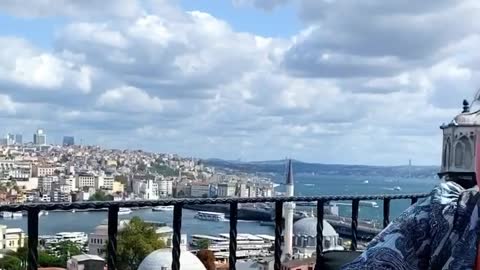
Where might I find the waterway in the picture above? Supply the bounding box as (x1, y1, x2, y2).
(0, 175, 438, 236)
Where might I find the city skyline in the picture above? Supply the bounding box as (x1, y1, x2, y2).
(1, 1, 479, 165)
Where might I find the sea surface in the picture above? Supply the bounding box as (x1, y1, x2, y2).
(0, 175, 438, 236)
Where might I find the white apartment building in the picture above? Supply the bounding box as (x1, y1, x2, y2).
(0, 225, 26, 252)
(133, 179, 159, 200)
(97, 175, 114, 190)
(16, 177, 38, 190)
(33, 165, 58, 177)
(217, 183, 236, 197)
(76, 173, 96, 189)
(158, 178, 173, 197)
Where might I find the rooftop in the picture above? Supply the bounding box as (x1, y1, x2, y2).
(70, 254, 104, 262)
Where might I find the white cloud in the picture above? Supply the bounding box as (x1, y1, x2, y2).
(0, 0, 478, 165)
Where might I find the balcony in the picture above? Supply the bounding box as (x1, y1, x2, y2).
(3, 193, 428, 270)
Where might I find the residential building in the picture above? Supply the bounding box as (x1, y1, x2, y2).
(0, 225, 26, 252)
(63, 136, 75, 146)
(39, 176, 58, 193)
(112, 181, 124, 193)
(190, 182, 210, 198)
(33, 165, 58, 177)
(217, 183, 236, 197)
(76, 173, 96, 189)
(33, 129, 47, 146)
(67, 254, 105, 270)
(158, 178, 173, 197)
(97, 175, 114, 190)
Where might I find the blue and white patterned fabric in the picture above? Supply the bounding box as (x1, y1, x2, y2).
(341, 181, 480, 270)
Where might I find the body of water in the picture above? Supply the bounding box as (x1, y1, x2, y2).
(0, 175, 438, 236)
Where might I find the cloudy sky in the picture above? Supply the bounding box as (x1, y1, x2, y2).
(0, 0, 478, 165)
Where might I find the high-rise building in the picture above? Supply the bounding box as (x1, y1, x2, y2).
(63, 136, 75, 146)
(7, 134, 15, 145)
(15, 134, 22, 145)
(33, 129, 46, 146)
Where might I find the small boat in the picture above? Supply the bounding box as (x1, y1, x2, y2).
(71, 209, 76, 213)
(194, 211, 226, 222)
(393, 186, 402, 191)
(39, 210, 49, 216)
(152, 206, 174, 211)
(12, 212, 22, 218)
(118, 208, 132, 215)
(363, 180, 369, 184)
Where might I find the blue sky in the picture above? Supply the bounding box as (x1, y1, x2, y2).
(0, 0, 478, 166)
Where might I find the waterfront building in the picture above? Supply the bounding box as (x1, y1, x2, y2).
(217, 182, 236, 197)
(67, 254, 105, 270)
(33, 128, 47, 146)
(0, 225, 26, 252)
(138, 249, 205, 270)
(76, 173, 96, 189)
(63, 136, 75, 146)
(190, 182, 210, 198)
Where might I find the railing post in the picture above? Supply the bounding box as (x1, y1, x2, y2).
(411, 197, 418, 205)
(27, 208, 39, 270)
(315, 200, 324, 270)
(172, 203, 183, 270)
(350, 199, 359, 251)
(383, 198, 390, 228)
(107, 205, 119, 270)
(274, 201, 283, 270)
(229, 202, 238, 270)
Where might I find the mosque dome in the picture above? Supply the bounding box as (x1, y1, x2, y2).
(450, 100, 480, 126)
(293, 217, 338, 237)
(138, 249, 206, 270)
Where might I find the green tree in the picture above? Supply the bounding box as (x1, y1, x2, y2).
(38, 250, 64, 267)
(89, 190, 113, 201)
(110, 217, 166, 270)
(52, 241, 82, 265)
(0, 255, 22, 270)
(196, 239, 211, 250)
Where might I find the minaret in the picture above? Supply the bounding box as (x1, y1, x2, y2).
(284, 159, 295, 258)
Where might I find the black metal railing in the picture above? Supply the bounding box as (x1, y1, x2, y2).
(0, 193, 429, 270)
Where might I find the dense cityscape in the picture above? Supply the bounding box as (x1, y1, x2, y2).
(0, 128, 290, 270)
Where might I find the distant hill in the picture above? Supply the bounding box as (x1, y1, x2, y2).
(204, 159, 439, 178)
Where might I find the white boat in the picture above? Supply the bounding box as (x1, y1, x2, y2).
(71, 209, 76, 213)
(194, 211, 226, 222)
(12, 212, 23, 218)
(1, 212, 13, 218)
(152, 206, 174, 211)
(39, 210, 49, 216)
(54, 232, 88, 245)
(360, 201, 379, 208)
(118, 208, 132, 215)
(393, 186, 402, 191)
(363, 180, 369, 184)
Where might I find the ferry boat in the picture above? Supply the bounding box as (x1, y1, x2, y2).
(152, 206, 174, 211)
(41, 232, 88, 246)
(118, 208, 132, 215)
(194, 211, 226, 222)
